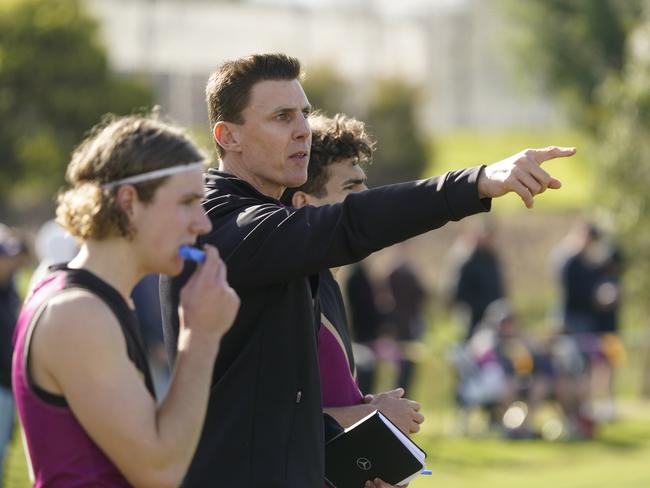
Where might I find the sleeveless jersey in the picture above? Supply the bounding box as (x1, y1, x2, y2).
(12, 265, 155, 487)
(318, 270, 363, 407)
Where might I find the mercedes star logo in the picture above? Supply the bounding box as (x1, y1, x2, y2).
(356, 457, 372, 471)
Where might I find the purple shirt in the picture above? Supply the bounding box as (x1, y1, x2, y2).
(13, 270, 133, 487)
(319, 316, 363, 408)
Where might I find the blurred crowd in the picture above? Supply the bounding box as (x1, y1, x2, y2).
(456, 220, 625, 440)
(0, 215, 628, 478)
(346, 219, 625, 442)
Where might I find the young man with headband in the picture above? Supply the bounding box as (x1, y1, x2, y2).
(12, 114, 240, 487)
(160, 53, 575, 487)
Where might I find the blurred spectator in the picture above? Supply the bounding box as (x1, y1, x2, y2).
(0, 224, 28, 480)
(483, 301, 554, 438)
(453, 300, 554, 439)
(345, 260, 383, 394)
(553, 221, 624, 424)
(554, 222, 603, 335)
(449, 220, 506, 341)
(593, 244, 624, 335)
(547, 332, 595, 439)
(449, 301, 509, 433)
(592, 240, 625, 420)
(386, 251, 427, 393)
(132, 274, 170, 399)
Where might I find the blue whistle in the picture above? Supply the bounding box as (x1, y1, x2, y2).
(179, 245, 206, 263)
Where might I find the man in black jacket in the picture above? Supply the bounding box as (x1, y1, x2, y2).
(160, 53, 575, 487)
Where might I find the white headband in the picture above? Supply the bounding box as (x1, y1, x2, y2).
(101, 161, 204, 190)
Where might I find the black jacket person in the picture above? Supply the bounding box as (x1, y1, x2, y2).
(160, 168, 489, 487)
(160, 54, 573, 487)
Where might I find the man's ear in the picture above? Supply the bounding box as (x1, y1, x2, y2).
(291, 191, 310, 209)
(213, 121, 241, 153)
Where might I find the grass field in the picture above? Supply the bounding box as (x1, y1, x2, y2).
(411, 400, 650, 488)
(5, 400, 650, 488)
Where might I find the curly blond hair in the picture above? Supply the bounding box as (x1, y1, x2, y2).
(57, 114, 204, 241)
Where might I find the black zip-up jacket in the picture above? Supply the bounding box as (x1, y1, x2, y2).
(160, 167, 490, 487)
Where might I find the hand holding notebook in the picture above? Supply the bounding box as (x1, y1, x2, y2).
(325, 410, 427, 488)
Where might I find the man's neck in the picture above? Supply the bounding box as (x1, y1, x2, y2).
(219, 158, 284, 200)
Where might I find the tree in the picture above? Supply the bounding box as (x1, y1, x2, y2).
(0, 0, 152, 208)
(501, 0, 650, 396)
(501, 0, 642, 130)
(364, 78, 430, 186)
(302, 67, 431, 186)
(301, 65, 351, 117)
(596, 12, 650, 396)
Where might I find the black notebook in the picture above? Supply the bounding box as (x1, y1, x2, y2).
(325, 410, 427, 488)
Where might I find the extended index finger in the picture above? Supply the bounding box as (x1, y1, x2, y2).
(529, 146, 576, 164)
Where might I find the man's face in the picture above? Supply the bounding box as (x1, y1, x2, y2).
(304, 158, 368, 207)
(230, 79, 312, 198)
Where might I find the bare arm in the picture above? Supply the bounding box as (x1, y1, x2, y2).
(31, 246, 239, 488)
(325, 388, 424, 435)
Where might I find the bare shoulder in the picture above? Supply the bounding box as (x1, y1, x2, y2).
(35, 288, 126, 359)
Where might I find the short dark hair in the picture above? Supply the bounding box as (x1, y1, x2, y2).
(283, 113, 375, 202)
(206, 53, 303, 156)
(57, 113, 204, 241)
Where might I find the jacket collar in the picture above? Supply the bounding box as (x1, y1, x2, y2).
(205, 168, 282, 205)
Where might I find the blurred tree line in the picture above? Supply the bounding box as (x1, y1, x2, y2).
(501, 0, 650, 395)
(303, 66, 429, 188)
(0, 0, 152, 214)
(0, 0, 429, 213)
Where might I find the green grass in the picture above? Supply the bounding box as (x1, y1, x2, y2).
(4, 430, 30, 488)
(430, 129, 594, 212)
(409, 402, 650, 488)
(5, 402, 650, 488)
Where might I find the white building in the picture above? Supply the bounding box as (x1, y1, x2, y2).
(87, 0, 563, 130)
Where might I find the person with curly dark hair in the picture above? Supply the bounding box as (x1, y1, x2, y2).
(284, 112, 424, 488)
